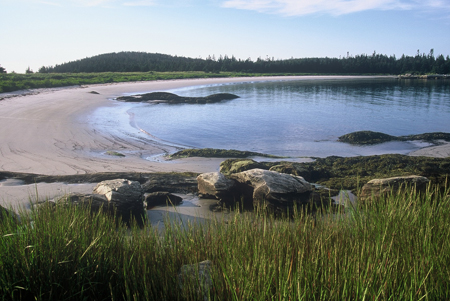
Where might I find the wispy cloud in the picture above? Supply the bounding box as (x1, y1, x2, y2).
(221, 0, 448, 16)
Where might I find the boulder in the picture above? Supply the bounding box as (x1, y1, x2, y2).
(144, 192, 183, 208)
(360, 175, 429, 202)
(178, 260, 213, 301)
(197, 172, 237, 203)
(93, 179, 146, 226)
(230, 169, 313, 212)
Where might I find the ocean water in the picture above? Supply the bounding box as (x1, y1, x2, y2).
(103, 77, 450, 158)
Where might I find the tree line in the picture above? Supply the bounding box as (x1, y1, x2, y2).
(34, 49, 450, 75)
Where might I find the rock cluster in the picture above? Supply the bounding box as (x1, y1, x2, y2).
(35, 176, 191, 227)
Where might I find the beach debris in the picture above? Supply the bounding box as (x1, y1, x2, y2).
(143, 191, 182, 208)
(88, 91, 100, 94)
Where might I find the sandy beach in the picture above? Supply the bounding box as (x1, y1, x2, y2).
(1, 76, 449, 211)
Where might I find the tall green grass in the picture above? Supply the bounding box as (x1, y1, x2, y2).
(1, 184, 449, 300)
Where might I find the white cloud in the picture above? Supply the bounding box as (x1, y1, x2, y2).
(123, 0, 156, 6)
(30, 0, 156, 7)
(221, 0, 448, 16)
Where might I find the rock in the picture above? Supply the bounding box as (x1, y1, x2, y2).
(360, 175, 430, 202)
(219, 159, 269, 175)
(117, 92, 239, 104)
(46, 192, 143, 225)
(269, 162, 311, 179)
(144, 192, 183, 208)
(230, 169, 313, 212)
(93, 179, 146, 226)
(197, 172, 237, 204)
(170, 148, 282, 159)
(178, 260, 213, 301)
(141, 173, 199, 193)
(338, 131, 396, 145)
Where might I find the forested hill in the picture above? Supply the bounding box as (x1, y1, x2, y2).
(39, 50, 450, 75)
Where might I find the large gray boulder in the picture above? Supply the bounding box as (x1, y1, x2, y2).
(93, 179, 145, 226)
(197, 172, 237, 204)
(230, 169, 313, 211)
(360, 175, 429, 203)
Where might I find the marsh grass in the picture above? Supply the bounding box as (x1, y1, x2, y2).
(1, 184, 450, 300)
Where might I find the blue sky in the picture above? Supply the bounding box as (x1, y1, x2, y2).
(1, 0, 449, 73)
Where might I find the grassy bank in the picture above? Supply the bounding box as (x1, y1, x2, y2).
(0, 71, 316, 94)
(1, 184, 450, 300)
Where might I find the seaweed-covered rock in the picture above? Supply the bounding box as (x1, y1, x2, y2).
(219, 159, 271, 175)
(144, 192, 183, 208)
(230, 169, 313, 211)
(269, 162, 311, 179)
(141, 172, 199, 193)
(359, 175, 429, 202)
(117, 92, 239, 104)
(197, 172, 237, 204)
(171, 148, 281, 159)
(338, 131, 396, 145)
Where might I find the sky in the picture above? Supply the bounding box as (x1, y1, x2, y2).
(1, 0, 450, 73)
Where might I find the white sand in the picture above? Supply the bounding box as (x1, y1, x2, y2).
(0, 76, 448, 211)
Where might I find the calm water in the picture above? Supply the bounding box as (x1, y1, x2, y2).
(115, 77, 450, 158)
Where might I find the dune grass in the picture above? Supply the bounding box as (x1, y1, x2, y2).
(1, 184, 450, 300)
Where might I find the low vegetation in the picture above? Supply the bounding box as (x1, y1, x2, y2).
(339, 131, 450, 145)
(1, 183, 450, 300)
(170, 148, 284, 159)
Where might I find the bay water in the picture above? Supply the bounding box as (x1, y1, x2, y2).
(108, 77, 450, 158)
